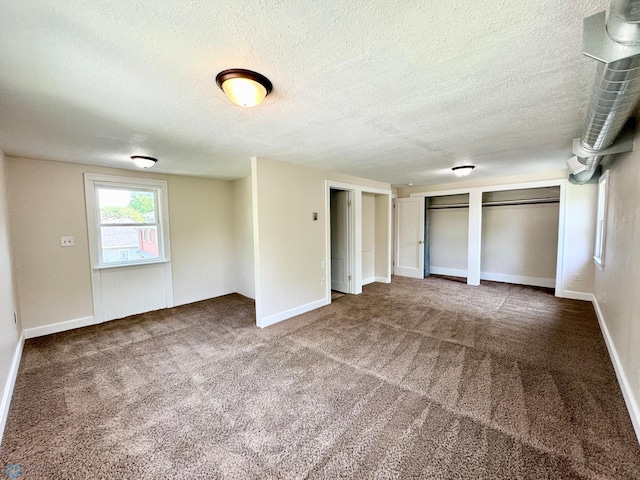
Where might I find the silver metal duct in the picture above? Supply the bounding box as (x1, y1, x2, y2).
(608, 0, 640, 45)
(571, 0, 640, 184)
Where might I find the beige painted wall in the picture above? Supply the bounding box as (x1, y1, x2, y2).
(233, 177, 255, 299)
(595, 146, 640, 434)
(167, 174, 235, 306)
(362, 193, 376, 281)
(0, 149, 22, 438)
(252, 157, 390, 326)
(429, 208, 469, 272)
(7, 157, 235, 329)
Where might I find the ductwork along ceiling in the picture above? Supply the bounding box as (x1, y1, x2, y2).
(570, 0, 640, 184)
(0, 1, 630, 184)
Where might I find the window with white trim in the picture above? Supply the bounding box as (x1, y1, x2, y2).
(85, 174, 170, 268)
(594, 170, 609, 266)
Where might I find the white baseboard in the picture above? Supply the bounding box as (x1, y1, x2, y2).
(592, 297, 640, 444)
(429, 268, 555, 288)
(0, 331, 24, 445)
(258, 298, 329, 329)
(23, 316, 95, 339)
(375, 276, 391, 284)
(559, 290, 594, 302)
(480, 272, 555, 288)
(429, 267, 467, 278)
(362, 277, 376, 286)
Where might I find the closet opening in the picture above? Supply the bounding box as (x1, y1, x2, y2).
(480, 187, 559, 288)
(425, 194, 470, 280)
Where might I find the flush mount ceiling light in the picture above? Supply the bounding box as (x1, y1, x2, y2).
(131, 156, 157, 169)
(452, 165, 475, 177)
(216, 69, 273, 107)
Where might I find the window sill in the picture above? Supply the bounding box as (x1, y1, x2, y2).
(93, 259, 170, 270)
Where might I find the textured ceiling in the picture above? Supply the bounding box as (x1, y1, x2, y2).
(0, 0, 609, 185)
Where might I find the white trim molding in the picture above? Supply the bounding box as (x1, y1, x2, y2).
(0, 332, 24, 445)
(481, 272, 555, 289)
(429, 268, 555, 288)
(258, 298, 329, 329)
(592, 297, 640, 444)
(325, 180, 393, 302)
(559, 290, 594, 302)
(429, 267, 468, 278)
(251, 158, 263, 324)
(23, 316, 95, 339)
(409, 178, 567, 199)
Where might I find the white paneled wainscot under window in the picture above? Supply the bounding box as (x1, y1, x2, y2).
(84, 174, 173, 323)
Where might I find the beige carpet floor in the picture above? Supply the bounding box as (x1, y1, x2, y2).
(1, 276, 639, 479)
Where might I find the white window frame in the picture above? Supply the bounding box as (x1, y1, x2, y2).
(594, 170, 609, 267)
(84, 174, 171, 269)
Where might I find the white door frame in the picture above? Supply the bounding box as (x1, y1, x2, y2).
(325, 180, 392, 303)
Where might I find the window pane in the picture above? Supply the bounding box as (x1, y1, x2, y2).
(100, 226, 159, 263)
(594, 173, 608, 265)
(98, 188, 156, 224)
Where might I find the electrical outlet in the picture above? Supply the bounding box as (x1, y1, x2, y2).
(60, 236, 75, 247)
(321, 261, 326, 270)
(241, 271, 246, 279)
(573, 273, 582, 281)
(320, 278, 325, 286)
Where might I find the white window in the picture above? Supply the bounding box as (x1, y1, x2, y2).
(594, 170, 609, 266)
(84, 174, 170, 268)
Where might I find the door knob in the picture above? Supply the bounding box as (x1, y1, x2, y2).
(418, 240, 424, 244)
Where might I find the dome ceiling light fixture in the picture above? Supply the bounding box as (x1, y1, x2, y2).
(452, 165, 475, 177)
(131, 156, 157, 169)
(216, 69, 273, 107)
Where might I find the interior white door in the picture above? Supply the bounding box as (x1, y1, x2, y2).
(330, 189, 350, 293)
(395, 197, 425, 278)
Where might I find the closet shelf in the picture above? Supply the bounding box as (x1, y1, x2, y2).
(428, 197, 559, 210)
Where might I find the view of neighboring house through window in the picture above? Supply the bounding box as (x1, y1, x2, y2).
(96, 186, 162, 265)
